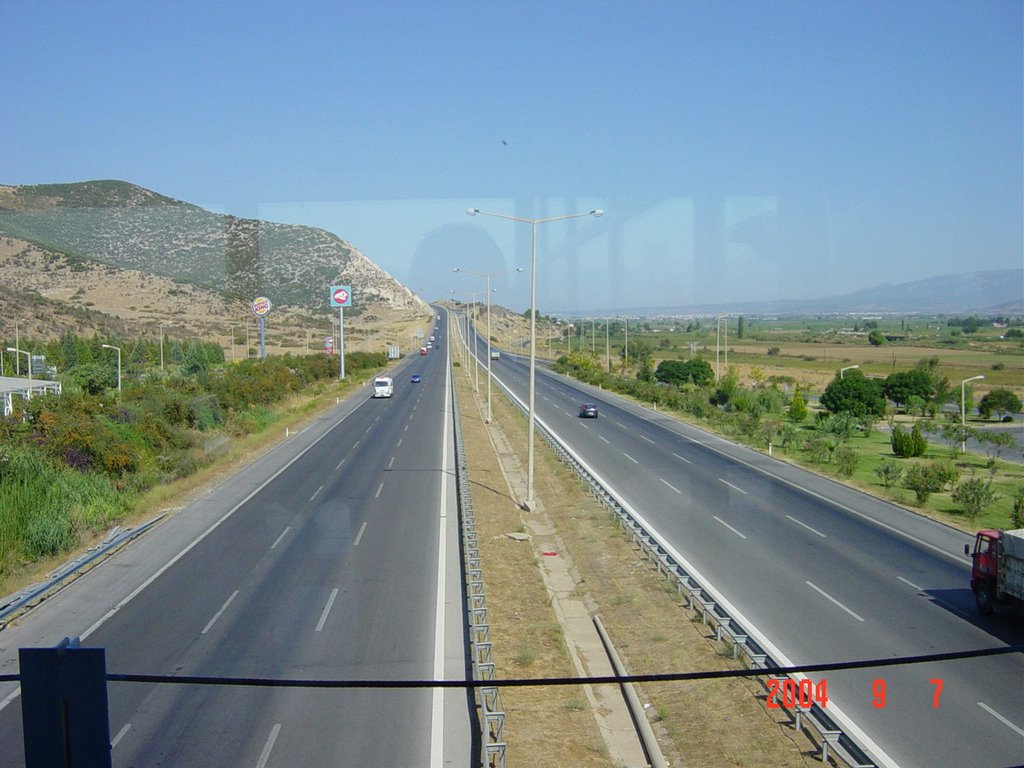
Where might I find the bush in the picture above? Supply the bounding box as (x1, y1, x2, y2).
(835, 447, 859, 477)
(875, 460, 904, 488)
(891, 424, 927, 457)
(1011, 487, 1024, 528)
(902, 463, 945, 505)
(951, 476, 999, 520)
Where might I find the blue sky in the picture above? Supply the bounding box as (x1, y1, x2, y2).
(3, 1, 1021, 313)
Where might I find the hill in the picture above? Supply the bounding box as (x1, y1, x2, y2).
(0, 180, 431, 345)
(0, 180, 427, 314)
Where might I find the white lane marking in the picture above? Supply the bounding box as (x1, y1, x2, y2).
(404, 424, 409, 432)
(431, 347, 451, 768)
(334, 458, 345, 470)
(270, 527, 291, 550)
(353, 521, 368, 547)
(397, 437, 404, 447)
(375, 482, 384, 498)
(672, 452, 692, 464)
(388, 456, 396, 468)
(977, 702, 1024, 737)
(352, 439, 361, 449)
(897, 576, 922, 591)
(623, 453, 639, 464)
(255, 723, 282, 768)
(660, 478, 681, 494)
(599, 435, 610, 444)
(785, 514, 827, 538)
(111, 723, 131, 748)
(719, 478, 747, 494)
(579, 422, 589, 429)
(805, 581, 865, 622)
(202, 590, 239, 635)
(616, 421, 627, 429)
(315, 588, 340, 632)
(640, 435, 655, 444)
(0, 688, 19, 712)
(713, 516, 747, 539)
(483, 376, 902, 768)
(309, 484, 324, 501)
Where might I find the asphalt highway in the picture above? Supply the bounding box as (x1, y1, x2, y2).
(477, 336, 1023, 768)
(0, 311, 469, 767)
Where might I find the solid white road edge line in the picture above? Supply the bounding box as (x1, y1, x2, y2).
(430, 340, 451, 768)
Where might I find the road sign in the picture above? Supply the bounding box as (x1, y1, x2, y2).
(329, 285, 352, 308)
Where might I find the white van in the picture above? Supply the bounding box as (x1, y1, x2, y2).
(372, 376, 394, 398)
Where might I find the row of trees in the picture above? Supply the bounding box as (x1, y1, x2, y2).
(819, 363, 1021, 421)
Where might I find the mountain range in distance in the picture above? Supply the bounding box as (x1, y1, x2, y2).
(558, 268, 1023, 319)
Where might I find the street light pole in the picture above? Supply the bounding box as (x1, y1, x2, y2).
(605, 318, 610, 373)
(101, 344, 122, 394)
(961, 375, 984, 453)
(454, 266, 523, 423)
(840, 364, 859, 379)
(468, 207, 604, 510)
(6, 347, 30, 399)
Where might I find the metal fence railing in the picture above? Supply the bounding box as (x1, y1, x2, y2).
(449, 354, 506, 768)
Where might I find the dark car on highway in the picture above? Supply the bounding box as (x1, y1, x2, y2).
(410, 374, 421, 383)
(578, 403, 599, 418)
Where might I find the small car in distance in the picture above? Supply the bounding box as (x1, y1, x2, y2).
(410, 374, 422, 383)
(578, 403, 599, 418)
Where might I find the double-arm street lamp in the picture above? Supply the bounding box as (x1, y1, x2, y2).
(454, 266, 524, 423)
(5, 347, 31, 399)
(101, 344, 122, 394)
(960, 375, 984, 453)
(467, 206, 604, 510)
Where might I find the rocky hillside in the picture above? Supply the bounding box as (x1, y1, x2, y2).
(0, 180, 428, 315)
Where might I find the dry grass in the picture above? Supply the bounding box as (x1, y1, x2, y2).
(460, 369, 844, 767)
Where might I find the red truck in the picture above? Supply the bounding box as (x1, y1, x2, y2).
(965, 529, 1024, 614)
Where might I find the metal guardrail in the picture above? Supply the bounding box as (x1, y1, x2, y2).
(0, 515, 166, 629)
(494, 376, 878, 768)
(450, 360, 506, 767)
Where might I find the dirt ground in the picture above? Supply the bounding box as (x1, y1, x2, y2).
(454, 360, 843, 766)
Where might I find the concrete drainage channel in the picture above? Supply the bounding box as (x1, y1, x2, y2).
(492, 375, 877, 768)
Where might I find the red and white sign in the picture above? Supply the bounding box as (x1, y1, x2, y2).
(329, 285, 352, 308)
(251, 296, 272, 317)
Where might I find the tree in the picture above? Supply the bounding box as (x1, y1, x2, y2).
(787, 387, 808, 423)
(820, 370, 886, 417)
(884, 369, 933, 411)
(737, 315, 745, 339)
(655, 358, 714, 387)
(868, 329, 885, 346)
(978, 388, 1022, 421)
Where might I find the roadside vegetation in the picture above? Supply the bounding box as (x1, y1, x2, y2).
(0, 331, 388, 587)
(551, 333, 1024, 532)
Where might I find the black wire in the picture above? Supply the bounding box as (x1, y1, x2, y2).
(3, 644, 1017, 688)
